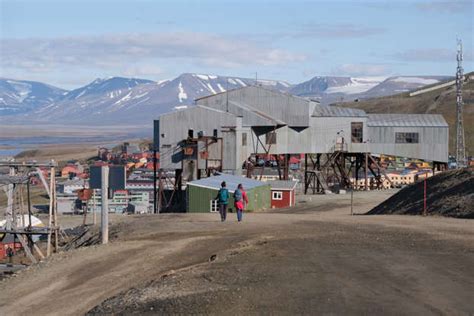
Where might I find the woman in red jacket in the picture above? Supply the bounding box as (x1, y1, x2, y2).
(234, 184, 248, 222)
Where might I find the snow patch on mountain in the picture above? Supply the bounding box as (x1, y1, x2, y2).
(206, 83, 217, 94)
(235, 79, 246, 87)
(178, 81, 188, 103)
(392, 77, 439, 85)
(217, 83, 226, 92)
(326, 77, 386, 94)
(174, 105, 188, 110)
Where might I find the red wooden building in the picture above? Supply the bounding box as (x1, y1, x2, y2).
(267, 180, 298, 208)
(0, 234, 22, 259)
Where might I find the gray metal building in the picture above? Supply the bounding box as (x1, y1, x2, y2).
(154, 85, 448, 193)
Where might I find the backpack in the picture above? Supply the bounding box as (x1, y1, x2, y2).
(218, 188, 229, 203)
(234, 189, 242, 202)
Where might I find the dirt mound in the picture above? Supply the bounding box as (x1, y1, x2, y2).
(367, 168, 474, 218)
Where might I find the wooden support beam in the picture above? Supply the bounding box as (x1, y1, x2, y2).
(365, 153, 368, 191)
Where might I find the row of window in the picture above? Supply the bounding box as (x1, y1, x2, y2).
(395, 132, 419, 143)
(241, 127, 419, 145)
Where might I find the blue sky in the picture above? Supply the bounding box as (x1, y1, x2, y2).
(1, 0, 472, 89)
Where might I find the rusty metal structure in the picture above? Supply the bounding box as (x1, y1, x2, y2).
(0, 161, 60, 263)
(154, 86, 449, 204)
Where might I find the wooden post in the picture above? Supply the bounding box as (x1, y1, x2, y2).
(52, 170, 58, 252)
(47, 166, 54, 256)
(157, 169, 163, 213)
(27, 178, 33, 252)
(92, 189, 97, 225)
(365, 153, 368, 191)
(101, 166, 109, 244)
(153, 149, 158, 214)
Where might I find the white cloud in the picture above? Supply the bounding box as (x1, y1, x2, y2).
(289, 23, 386, 39)
(394, 48, 473, 62)
(416, 1, 472, 13)
(0, 32, 307, 77)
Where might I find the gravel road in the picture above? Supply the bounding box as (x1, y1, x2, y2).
(1, 190, 473, 315)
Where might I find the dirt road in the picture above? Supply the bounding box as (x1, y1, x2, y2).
(1, 191, 473, 315)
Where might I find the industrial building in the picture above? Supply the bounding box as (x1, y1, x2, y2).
(154, 85, 449, 202)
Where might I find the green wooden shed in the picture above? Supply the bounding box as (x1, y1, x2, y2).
(186, 174, 271, 213)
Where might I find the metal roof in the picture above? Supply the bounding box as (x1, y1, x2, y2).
(266, 180, 298, 190)
(312, 104, 367, 117)
(187, 173, 269, 193)
(228, 100, 286, 126)
(367, 114, 448, 127)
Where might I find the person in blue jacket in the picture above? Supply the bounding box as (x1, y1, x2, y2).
(216, 181, 229, 222)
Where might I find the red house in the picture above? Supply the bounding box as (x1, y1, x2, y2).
(0, 234, 22, 259)
(267, 180, 298, 208)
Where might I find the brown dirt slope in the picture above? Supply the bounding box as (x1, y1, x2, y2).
(367, 168, 474, 218)
(336, 73, 474, 154)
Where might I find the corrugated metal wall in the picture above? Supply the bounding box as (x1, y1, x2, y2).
(159, 106, 238, 170)
(369, 126, 448, 162)
(197, 86, 310, 127)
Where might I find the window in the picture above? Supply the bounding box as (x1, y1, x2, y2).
(210, 199, 219, 212)
(272, 191, 283, 200)
(351, 122, 363, 143)
(395, 132, 419, 143)
(242, 132, 247, 146)
(266, 132, 277, 145)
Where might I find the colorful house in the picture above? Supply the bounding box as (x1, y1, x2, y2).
(267, 180, 298, 208)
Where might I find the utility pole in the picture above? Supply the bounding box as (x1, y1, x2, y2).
(101, 166, 109, 244)
(153, 149, 157, 214)
(455, 39, 466, 168)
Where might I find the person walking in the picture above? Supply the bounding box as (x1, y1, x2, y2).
(234, 184, 248, 222)
(216, 181, 229, 222)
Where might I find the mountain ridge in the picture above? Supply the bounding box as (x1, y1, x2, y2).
(0, 73, 454, 124)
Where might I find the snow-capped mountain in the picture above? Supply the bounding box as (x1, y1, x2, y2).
(0, 79, 66, 115)
(0, 73, 453, 124)
(23, 74, 292, 123)
(63, 77, 154, 100)
(290, 75, 452, 104)
(362, 76, 452, 98)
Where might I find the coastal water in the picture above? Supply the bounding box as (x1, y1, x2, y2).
(0, 135, 133, 157)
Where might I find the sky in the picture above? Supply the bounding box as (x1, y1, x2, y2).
(0, 0, 473, 89)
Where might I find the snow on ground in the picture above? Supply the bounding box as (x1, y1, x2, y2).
(206, 83, 217, 94)
(326, 77, 385, 94)
(228, 78, 237, 85)
(392, 77, 439, 85)
(178, 81, 188, 103)
(217, 84, 226, 92)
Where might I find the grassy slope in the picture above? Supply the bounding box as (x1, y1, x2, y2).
(336, 75, 474, 155)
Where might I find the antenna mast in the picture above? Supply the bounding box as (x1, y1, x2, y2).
(455, 39, 466, 168)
